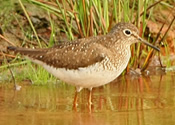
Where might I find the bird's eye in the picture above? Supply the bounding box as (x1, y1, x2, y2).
(123, 29, 131, 36)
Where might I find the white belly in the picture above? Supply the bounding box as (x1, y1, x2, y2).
(43, 62, 119, 89)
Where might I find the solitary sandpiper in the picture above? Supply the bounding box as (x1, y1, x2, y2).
(7, 23, 160, 107)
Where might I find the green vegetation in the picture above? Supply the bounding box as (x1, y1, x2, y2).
(0, 0, 174, 84)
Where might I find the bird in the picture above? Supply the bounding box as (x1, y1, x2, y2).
(7, 22, 160, 107)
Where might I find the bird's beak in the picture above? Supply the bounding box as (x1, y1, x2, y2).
(133, 33, 160, 51)
(138, 37, 160, 51)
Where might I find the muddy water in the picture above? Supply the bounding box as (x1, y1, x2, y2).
(0, 73, 175, 125)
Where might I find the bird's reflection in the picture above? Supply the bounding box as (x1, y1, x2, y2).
(78, 73, 173, 112)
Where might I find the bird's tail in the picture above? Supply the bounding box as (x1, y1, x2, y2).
(7, 46, 47, 59)
(7, 46, 17, 51)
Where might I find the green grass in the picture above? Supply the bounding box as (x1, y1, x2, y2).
(1, 60, 57, 85)
(24, 62, 56, 85)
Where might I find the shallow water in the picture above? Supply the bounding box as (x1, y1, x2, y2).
(0, 73, 175, 125)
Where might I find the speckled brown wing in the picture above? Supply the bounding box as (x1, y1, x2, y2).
(43, 43, 106, 69)
(7, 37, 107, 70)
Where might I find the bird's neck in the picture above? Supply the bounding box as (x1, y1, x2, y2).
(100, 39, 130, 53)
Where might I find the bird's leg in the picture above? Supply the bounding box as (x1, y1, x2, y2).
(87, 88, 93, 112)
(88, 88, 93, 105)
(73, 90, 78, 109)
(72, 86, 82, 109)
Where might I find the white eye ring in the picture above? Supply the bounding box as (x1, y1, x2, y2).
(123, 29, 132, 36)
